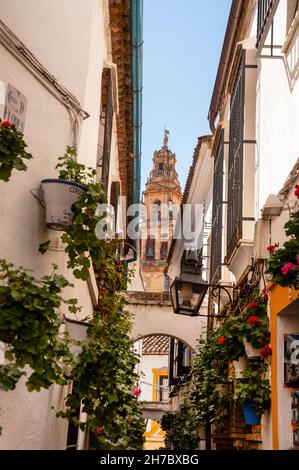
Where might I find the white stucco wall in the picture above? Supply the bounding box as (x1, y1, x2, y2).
(0, 0, 118, 450)
(256, 2, 299, 214)
(138, 354, 168, 402)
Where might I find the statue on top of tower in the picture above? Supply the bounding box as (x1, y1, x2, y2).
(163, 129, 169, 147)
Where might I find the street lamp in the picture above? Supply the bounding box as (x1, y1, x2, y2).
(170, 251, 234, 317)
(170, 251, 209, 317)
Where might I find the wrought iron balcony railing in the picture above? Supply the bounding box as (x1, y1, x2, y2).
(256, 0, 280, 55)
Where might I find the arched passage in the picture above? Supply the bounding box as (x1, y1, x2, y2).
(126, 291, 206, 350)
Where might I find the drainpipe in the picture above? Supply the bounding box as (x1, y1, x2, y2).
(127, 0, 143, 267)
(126, 0, 143, 270)
(207, 0, 243, 133)
(130, 0, 143, 207)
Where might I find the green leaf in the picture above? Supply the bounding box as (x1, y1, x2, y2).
(38, 240, 51, 254)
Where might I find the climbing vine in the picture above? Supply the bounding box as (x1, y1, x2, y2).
(161, 401, 199, 450)
(0, 260, 75, 391)
(58, 241, 145, 450)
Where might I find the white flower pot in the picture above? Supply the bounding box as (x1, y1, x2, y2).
(64, 315, 90, 359)
(232, 356, 248, 379)
(243, 338, 262, 359)
(41, 179, 86, 230)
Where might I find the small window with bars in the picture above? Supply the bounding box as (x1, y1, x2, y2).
(210, 130, 224, 283)
(227, 52, 245, 260)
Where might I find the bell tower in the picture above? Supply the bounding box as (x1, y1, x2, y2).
(141, 131, 182, 292)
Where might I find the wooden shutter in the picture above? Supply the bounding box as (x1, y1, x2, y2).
(227, 52, 245, 260)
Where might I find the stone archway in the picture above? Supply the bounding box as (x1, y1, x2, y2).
(126, 291, 206, 350)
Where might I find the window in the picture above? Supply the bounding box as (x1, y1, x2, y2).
(146, 237, 155, 259)
(284, 333, 299, 385)
(158, 375, 169, 402)
(160, 242, 168, 259)
(227, 52, 245, 260)
(158, 163, 163, 171)
(210, 130, 224, 283)
(168, 338, 192, 386)
(152, 200, 161, 221)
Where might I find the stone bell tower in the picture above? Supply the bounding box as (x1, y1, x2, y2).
(141, 131, 182, 292)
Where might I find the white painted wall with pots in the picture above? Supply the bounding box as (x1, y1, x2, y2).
(0, 0, 118, 449)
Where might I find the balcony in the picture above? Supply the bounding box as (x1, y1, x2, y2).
(142, 260, 166, 269)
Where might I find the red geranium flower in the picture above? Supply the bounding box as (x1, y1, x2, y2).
(217, 336, 225, 344)
(246, 301, 258, 310)
(267, 245, 277, 253)
(96, 427, 105, 435)
(260, 345, 272, 358)
(295, 186, 299, 199)
(0, 120, 13, 128)
(133, 387, 141, 397)
(247, 315, 261, 325)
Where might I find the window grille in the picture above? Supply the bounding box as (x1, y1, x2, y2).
(102, 69, 113, 195)
(210, 130, 224, 283)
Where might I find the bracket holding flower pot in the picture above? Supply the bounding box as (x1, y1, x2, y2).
(41, 179, 86, 230)
(243, 337, 262, 360)
(30, 187, 45, 208)
(232, 356, 249, 379)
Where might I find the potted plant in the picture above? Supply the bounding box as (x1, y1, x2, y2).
(242, 299, 270, 359)
(234, 362, 271, 425)
(40, 148, 108, 280)
(0, 119, 32, 181)
(266, 187, 299, 290)
(41, 147, 88, 230)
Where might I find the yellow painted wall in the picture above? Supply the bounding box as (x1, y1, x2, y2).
(269, 284, 298, 449)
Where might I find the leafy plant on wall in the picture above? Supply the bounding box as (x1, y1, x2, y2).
(0, 146, 145, 448)
(161, 401, 199, 450)
(0, 119, 32, 181)
(0, 260, 75, 391)
(39, 147, 108, 280)
(57, 242, 145, 450)
(266, 186, 299, 290)
(187, 290, 271, 434)
(46, 152, 145, 449)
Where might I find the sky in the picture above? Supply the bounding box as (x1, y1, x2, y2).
(141, 0, 232, 191)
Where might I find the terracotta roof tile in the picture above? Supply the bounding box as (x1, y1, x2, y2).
(142, 335, 169, 355)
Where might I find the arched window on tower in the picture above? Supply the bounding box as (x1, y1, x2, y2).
(152, 200, 161, 222)
(160, 242, 168, 259)
(146, 237, 155, 259)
